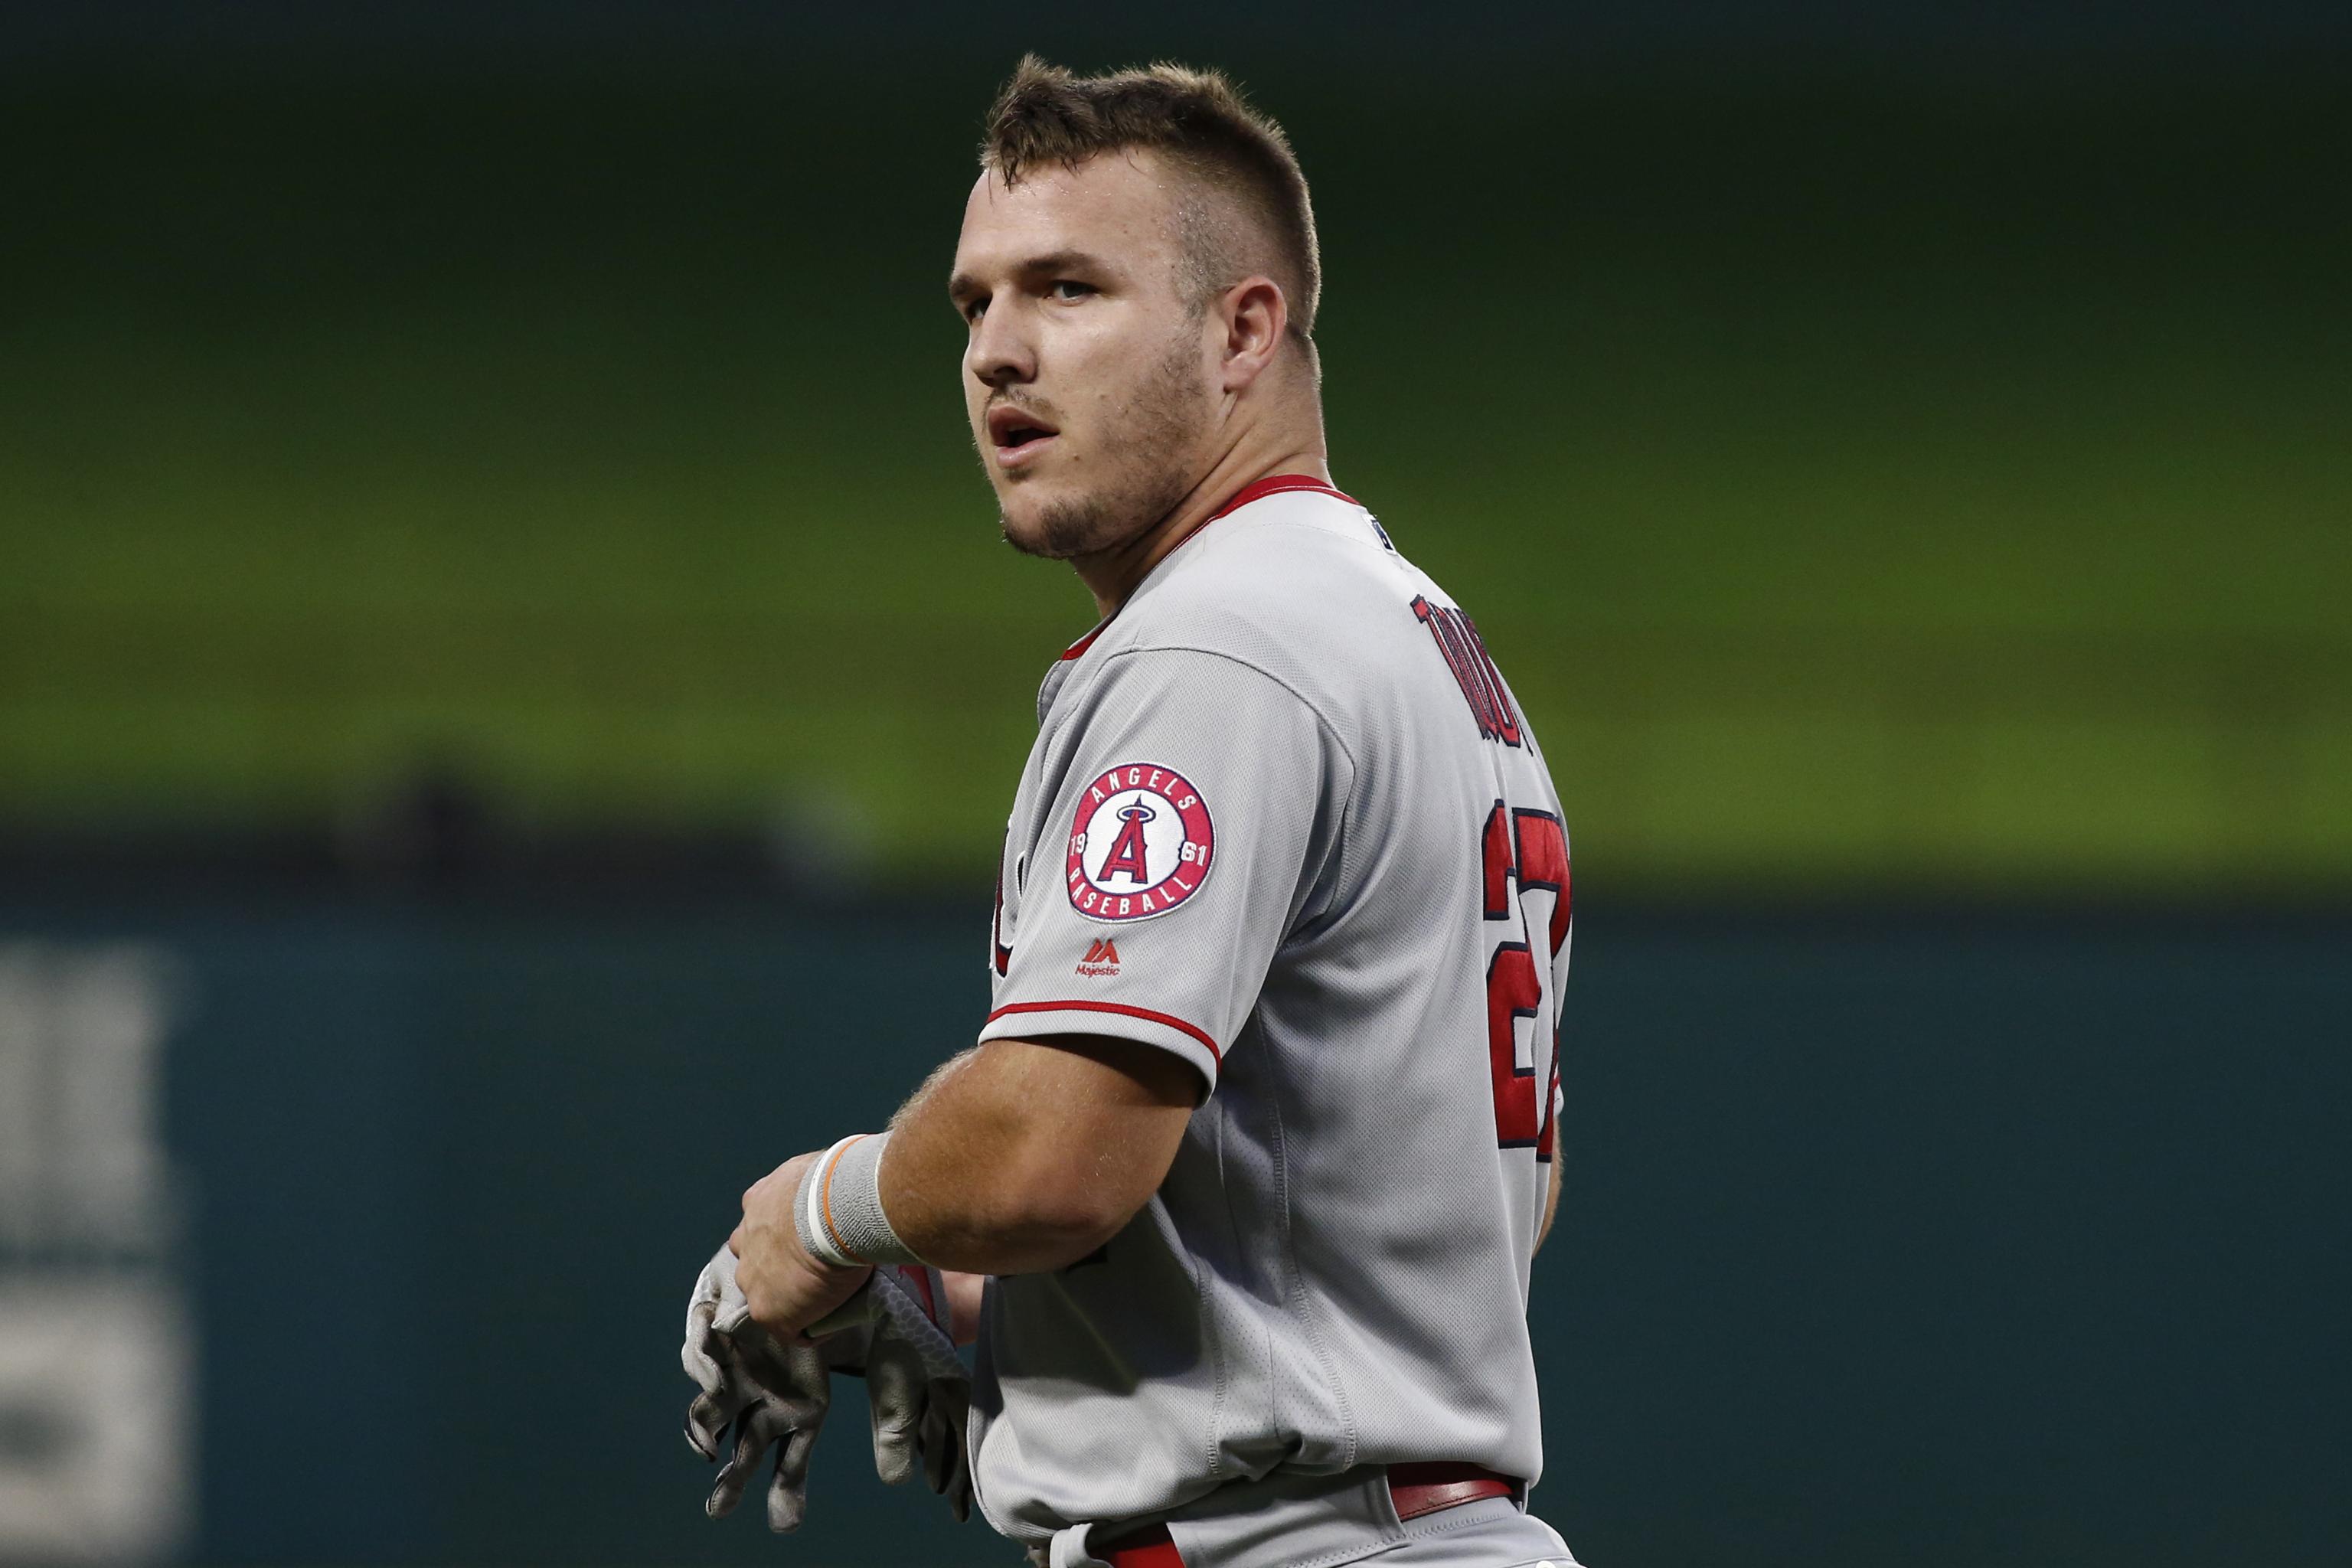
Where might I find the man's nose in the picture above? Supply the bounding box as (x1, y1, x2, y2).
(967, 301, 1035, 388)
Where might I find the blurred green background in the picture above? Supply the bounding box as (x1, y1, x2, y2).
(8, 20, 2345, 893)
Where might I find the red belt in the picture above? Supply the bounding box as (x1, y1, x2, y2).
(1096, 1464, 1517, 1568)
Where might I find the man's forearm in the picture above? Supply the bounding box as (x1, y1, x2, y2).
(874, 1036, 1198, 1275)
(880, 1051, 1120, 1272)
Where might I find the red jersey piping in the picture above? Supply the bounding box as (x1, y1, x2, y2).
(1057, 473, 1357, 660)
(1207, 472, 1360, 518)
(985, 999, 1223, 1063)
(1060, 621, 1113, 662)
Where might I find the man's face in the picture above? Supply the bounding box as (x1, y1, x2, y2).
(949, 151, 1217, 560)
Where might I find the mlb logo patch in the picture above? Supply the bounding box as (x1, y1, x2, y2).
(1066, 761, 1215, 923)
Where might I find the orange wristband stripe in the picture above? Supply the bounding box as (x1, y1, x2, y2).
(819, 1134, 865, 1263)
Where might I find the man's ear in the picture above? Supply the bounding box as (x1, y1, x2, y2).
(1218, 276, 1289, 393)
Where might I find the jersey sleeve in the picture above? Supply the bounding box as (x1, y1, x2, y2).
(978, 646, 1350, 1095)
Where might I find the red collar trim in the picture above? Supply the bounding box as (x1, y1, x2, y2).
(1057, 472, 1356, 662)
(1060, 620, 1112, 662)
(1206, 472, 1360, 520)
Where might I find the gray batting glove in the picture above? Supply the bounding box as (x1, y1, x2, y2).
(683, 1248, 974, 1528)
(681, 1245, 831, 1530)
(681, 1245, 743, 1450)
(806, 1263, 975, 1524)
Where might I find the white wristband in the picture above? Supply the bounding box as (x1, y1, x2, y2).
(792, 1132, 926, 1268)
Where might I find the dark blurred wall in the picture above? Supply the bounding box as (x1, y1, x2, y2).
(3, 893, 2343, 1566)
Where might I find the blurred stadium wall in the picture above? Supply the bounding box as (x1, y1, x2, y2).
(1, 5, 2347, 1566)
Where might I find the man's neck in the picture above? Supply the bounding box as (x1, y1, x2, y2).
(1071, 445, 1331, 619)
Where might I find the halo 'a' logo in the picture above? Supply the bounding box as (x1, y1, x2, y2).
(1066, 763, 1215, 922)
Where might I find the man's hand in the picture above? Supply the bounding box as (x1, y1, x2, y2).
(733, 1152, 873, 1340)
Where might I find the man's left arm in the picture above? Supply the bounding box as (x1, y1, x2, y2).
(734, 647, 1337, 1340)
(731, 1031, 1198, 1338)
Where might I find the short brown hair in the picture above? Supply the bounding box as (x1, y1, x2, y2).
(980, 55, 1321, 344)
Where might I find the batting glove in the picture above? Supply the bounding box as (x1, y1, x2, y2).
(806, 1262, 975, 1524)
(681, 1245, 831, 1530)
(681, 1249, 975, 1529)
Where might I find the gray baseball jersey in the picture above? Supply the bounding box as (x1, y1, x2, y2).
(969, 474, 1572, 1547)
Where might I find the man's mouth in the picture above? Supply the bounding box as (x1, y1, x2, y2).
(987, 404, 1060, 468)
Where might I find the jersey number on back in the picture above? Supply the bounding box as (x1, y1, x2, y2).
(1481, 801, 1568, 1161)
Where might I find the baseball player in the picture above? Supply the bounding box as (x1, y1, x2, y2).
(702, 57, 1579, 1568)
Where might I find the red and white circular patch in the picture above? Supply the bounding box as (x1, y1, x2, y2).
(1066, 762, 1216, 923)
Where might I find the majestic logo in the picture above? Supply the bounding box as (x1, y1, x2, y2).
(1076, 937, 1121, 977)
(1067, 762, 1215, 922)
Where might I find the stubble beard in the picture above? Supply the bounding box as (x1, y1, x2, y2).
(1000, 327, 1207, 562)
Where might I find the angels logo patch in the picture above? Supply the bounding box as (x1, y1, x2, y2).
(1067, 762, 1215, 922)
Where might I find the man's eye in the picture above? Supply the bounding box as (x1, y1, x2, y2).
(961, 298, 987, 322)
(1049, 280, 1096, 302)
